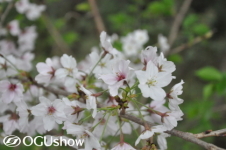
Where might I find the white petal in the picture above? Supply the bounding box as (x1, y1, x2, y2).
(43, 116, 55, 131)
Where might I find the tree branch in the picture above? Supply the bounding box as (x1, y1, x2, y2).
(168, 0, 193, 46)
(120, 113, 225, 150)
(168, 31, 213, 55)
(88, 0, 106, 34)
(0, 1, 14, 27)
(41, 14, 72, 55)
(194, 129, 226, 139)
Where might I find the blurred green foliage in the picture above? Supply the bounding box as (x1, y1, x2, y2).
(1, 0, 226, 149)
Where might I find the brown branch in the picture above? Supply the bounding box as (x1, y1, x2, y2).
(12, 75, 70, 97)
(41, 14, 72, 55)
(194, 129, 226, 139)
(88, 0, 106, 34)
(168, 31, 213, 55)
(33, 82, 69, 97)
(120, 114, 225, 150)
(168, 0, 193, 46)
(0, 1, 14, 27)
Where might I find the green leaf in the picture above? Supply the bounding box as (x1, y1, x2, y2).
(146, 0, 174, 16)
(195, 66, 222, 81)
(54, 19, 65, 29)
(203, 83, 213, 99)
(168, 54, 183, 63)
(63, 32, 79, 45)
(75, 2, 90, 11)
(215, 73, 226, 94)
(183, 14, 198, 28)
(193, 24, 210, 35)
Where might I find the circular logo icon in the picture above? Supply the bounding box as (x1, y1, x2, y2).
(3, 135, 21, 147)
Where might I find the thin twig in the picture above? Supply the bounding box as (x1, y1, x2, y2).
(168, 31, 213, 55)
(41, 14, 72, 55)
(88, 0, 106, 34)
(12, 75, 70, 97)
(33, 82, 69, 97)
(168, 0, 193, 46)
(0, 1, 14, 27)
(194, 129, 226, 139)
(120, 114, 225, 150)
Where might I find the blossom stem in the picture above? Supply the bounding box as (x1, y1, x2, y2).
(79, 113, 92, 124)
(118, 116, 124, 143)
(132, 98, 165, 117)
(91, 111, 108, 131)
(100, 112, 111, 142)
(89, 51, 106, 75)
(0, 54, 20, 72)
(86, 51, 107, 83)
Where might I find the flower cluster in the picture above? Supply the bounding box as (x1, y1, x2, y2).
(0, 1, 184, 149)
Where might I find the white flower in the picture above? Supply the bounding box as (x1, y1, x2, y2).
(0, 80, 24, 103)
(31, 97, 66, 131)
(26, 4, 46, 20)
(157, 53, 176, 73)
(55, 54, 84, 92)
(111, 142, 136, 150)
(65, 123, 101, 150)
(100, 31, 118, 55)
(99, 60, 131, 96)
(0, 55, 18, 78)
(121, 30, 149, 56)
(0, 114, 19, 134)
(15, 101, 29, 133)
(79, 86, 97, 118)
(35, 58, 58, 85)
(168, 80, 184, 109)
(15, 0, 30, 14)
(135, 61, 173, 100)
(157, 133, 170, 150)
(16, 52, 34, 71)
(140, 100, 169, 124)
(134, 29, 149, 46)
(158, 34, 170, 53)
(89, 51, 113, 77)
(135, 125, 166, 146)
(92, 112, 118, 138)
(141, 46, 158, 66)
(0, 40, 17, 55)
(8, 20, 20, 36)
(18, 26, 37, 52)
(62, 97, 86, 123)
(162, 113, 177, 130)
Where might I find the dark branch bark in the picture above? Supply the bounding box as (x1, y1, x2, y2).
(120, 114, 225, 150)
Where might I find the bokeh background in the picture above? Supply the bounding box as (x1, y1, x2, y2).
(1, 0, 226, 149)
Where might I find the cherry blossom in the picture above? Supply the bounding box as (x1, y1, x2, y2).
(157, 133, 170, 150)
(35, 58, 59, 85)
(158, 34, 170, 54)
(135, 125, 166, 146)
(168, 80, 184, 109)
(65, 123, 101, 150)
(0, 80, 24, 103)
(79, 85, 97, 118)
(31, 96, 67, 131)
(141, 46, 158, 66)
(100, 31, 119, 55)
(8, 20, 21, 36)
(136, 61, 173, 100)
(99, 60, 131, 96)
(111, 142, 136, 150)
